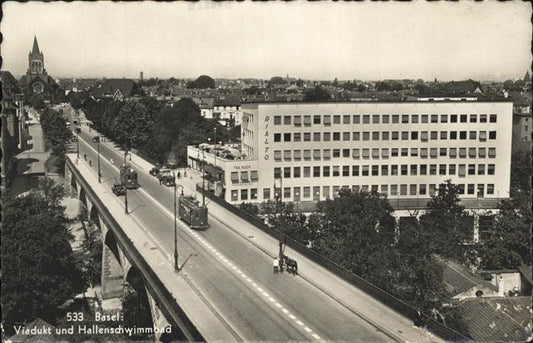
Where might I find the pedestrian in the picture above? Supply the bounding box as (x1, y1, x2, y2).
(184, 170, 187, 177)
(273, 257, 279, 274)
(177, 171, 181, 179)
(159, 177, 162, 185)
(279, 256, 284, 273)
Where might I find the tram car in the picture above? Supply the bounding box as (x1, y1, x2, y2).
(178, 195, 208, 230)
(120, 165, 139, 189)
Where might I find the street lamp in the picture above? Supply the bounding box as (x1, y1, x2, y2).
(202, 149, 206, 206)
(172, 171, 184, 272)
(123, 142, 129, 215)
(76, 129, 80, 158)
(96, 136, 101, 183)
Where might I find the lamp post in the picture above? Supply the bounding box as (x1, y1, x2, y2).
(172, 171, 184, 271)
(202, 149, 206, 206)
(123, 139, 129, 214)
(96, 136, 101, 183)
(76, 129, 80, 158)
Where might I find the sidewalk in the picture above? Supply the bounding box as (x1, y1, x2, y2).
(115, 147, 443, 343)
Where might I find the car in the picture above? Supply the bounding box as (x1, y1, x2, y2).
(92, 136, 100, 143)
(149, 167, 160, 177)
(112, 183, 126, 196)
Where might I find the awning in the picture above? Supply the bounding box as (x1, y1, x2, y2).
(352, 149, 360, 159)
(458, 165, 466, 177)
(459, 148, 467, 158)
(284, 150, 291, 160)
(323, 115, 331, 124)
(372, 149, 379, 158)
(323, 149, 331, 159)
(430, 148, 437, 158)
(362, 149, 370, 158)
(204, 163, 224, 178)
(303, 150, 311, 159)
(479, 131, 487, 141)
(469, 148, 477, 157)
(294, 116, 302, 125)
(241, 171, 249, 182)
(382, 149, 389, 158)
(488, 148, 496, 158)
(303, 116, 311, 125)
(313, 150, 321, 159)
(231, 172, 239, 182)
(250, 170, 258, 181)
(478, 148, 486, 157)
(274, 150, 282, 160)
(421, 131, 428, 141)
(449, 148, 457, 157)
(421, 149, 428, 158)
(294, 150, 301, 160)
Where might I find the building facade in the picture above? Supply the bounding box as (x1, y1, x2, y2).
(189, 100, 513, 209)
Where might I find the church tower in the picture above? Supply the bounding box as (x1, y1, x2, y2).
(23, 36, 50, 95)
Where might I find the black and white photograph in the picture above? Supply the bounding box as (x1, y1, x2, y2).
(1, 1, 532, 342)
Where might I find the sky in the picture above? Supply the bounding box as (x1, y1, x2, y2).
(1, 1, 531, 81)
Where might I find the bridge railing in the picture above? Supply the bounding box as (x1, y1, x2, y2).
(197, 184, 470, 342)
(67, 158, 205, 342)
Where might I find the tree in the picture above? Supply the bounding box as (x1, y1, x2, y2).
(40, 108, 72, 173)
(479, 195, 532, 269)
(240, 202, 259, 217)
(419, 180, 471, 261)
(304, 85, 331, 102)
(187, 75, 215, 89)
(268, 76, 286, 86)
(112, 101, 153, 149)
(1, 191, 86, 331)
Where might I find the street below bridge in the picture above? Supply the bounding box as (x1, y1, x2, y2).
(71, 123, 441, 343)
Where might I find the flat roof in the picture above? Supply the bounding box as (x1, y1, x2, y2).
(242, 99, 513, 108)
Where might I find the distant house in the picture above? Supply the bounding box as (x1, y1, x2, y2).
(213, 97, 242, 127)
(191, 97, 215, 119)
(438, 257, 500, 299)
(91, 78, 137, 100)
(432, 80, 483, 96)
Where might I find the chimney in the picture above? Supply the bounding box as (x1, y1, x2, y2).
(140, 71, 144, 81)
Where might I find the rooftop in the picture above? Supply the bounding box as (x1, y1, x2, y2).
(457, 296, 532, 342)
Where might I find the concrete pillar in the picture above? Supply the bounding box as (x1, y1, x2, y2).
(146, 291, 173, 342)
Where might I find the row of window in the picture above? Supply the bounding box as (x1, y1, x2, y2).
(230, 170, 259, 183)
(230, 183, 496, 201)
(273, 130, 497, 142)
(273, 163, 496, 178)
(273, 147, 497, 161)
(273, 114, 498, 126)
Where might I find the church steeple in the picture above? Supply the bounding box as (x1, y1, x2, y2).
(31, 36, 41, 55)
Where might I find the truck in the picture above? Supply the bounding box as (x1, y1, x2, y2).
(120, 165, 139, 189)
(157, 168, 175, 187)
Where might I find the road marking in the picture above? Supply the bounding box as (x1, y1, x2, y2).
(75, 143, 323, 341)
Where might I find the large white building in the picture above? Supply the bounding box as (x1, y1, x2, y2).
(188, 99, 513, 210)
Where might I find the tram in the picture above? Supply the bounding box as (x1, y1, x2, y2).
(178, 195, 208, 230)
(120, 165, 139, 189)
